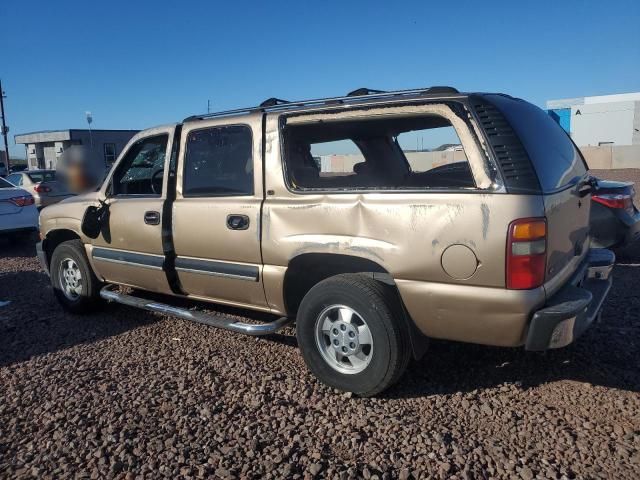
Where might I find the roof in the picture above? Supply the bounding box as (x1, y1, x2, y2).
(183, 86, 465, 123)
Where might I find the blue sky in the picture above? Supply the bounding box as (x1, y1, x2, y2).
(1, 0, 639, 157)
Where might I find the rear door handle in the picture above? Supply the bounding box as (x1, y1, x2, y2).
(144, 211, 160, 225)
(227, 214, 249, 230)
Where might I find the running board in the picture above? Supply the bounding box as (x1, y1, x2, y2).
(100, 285, 292, 336)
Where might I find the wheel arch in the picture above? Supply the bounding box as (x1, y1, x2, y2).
(282, 253, 428, 359)
(42, 229, 82, 268)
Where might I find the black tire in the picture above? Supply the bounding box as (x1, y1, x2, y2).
(296, 273, 410, 397)
(50, 239, 102, 313)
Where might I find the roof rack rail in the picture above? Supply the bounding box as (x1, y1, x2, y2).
(183, 86, 460, 122)
(425, 86, 460, 94)
(259, 97, 289, 107)
(347, 87, 387, 97)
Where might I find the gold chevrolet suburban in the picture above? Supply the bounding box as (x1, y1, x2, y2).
(37, 87, 614, 396)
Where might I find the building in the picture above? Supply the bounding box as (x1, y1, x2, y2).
(547, 92, 640, 146)
(14, 129, 139, 170)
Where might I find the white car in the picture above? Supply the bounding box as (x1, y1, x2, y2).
(0, 176, 39, 238)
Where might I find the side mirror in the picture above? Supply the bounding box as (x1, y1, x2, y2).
(81, 202, 109, 239)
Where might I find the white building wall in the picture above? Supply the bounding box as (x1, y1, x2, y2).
(42, 143, 57, 169)
(570, 101, 636, 146)
(27, 143, 44, 169)
(319, 151, 467, 173)
(582, 92, 640, 104)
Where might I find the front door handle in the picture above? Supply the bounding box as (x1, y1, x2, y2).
(227, 214, 249, 230)
(144, 211, 160, 225)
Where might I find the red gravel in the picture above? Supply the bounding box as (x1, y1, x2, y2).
(1, 197, 640, 478)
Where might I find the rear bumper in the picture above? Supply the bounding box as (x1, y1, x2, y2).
(0, 206, 39, 233)
(591, 205, 640, 248)
(525, 248, 615, 351)
(0, 226, 37, 236)
(622, 208, 640, 245)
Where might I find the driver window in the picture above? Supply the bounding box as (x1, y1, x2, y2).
(111, 134, 168, 196)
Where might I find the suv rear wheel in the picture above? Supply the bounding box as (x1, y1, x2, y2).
(296, 274, 410, 397)
(50, 240, 102, 313)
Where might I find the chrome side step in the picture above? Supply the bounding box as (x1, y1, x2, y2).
(99, 285, 292, 336)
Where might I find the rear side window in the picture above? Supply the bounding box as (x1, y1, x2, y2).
(283, 114, 475, 191)
(28, 171, 56, 183)
(183, 125, 253, 197)
(486, 95, 587, 192)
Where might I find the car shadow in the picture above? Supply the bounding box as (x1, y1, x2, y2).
(0, 270, 160, 368)
(0, 269, 298, 368)
(383, 327, 639, 399)
(129, 289, 299, 348)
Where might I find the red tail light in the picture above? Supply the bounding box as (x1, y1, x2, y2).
(506, 218, 547, 290)
(9, 195, 35, 207)
(592, 193, 633, 210)
(34, 184, 51, 193)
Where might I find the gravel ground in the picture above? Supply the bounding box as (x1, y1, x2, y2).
(1, 172, 639, 479)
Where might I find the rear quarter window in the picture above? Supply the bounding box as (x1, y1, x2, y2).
(486, 95, 587, 192)
(282, 113, 476, 192)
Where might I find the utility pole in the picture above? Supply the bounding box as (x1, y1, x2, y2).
(0, 79, 10, 172)
(207, 99, 211, 114)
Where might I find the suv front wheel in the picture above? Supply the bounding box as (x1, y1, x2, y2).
(50, 239, 102, 313)
(296, 274, 410, 397)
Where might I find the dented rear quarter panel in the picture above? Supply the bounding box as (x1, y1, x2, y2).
(261, 110, 548, 346)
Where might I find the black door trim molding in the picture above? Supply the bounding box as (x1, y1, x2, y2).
(92, 247, 165, 270)
(174, 257, 259, 282)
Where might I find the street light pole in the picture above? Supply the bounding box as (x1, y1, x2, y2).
(86, 111, 93, 148)
(0, 79, 10, 172)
